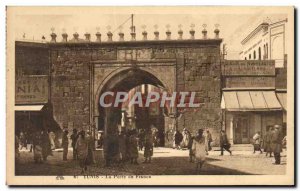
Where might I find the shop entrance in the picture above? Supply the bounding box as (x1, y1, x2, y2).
(233, 116, 250, 144)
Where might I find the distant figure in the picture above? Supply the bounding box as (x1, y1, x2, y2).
(174, 130, 183, 149)
(70, 129, 78, 160)
(219, 130, 232, 156)
(19, 131, 27, 150)
(62, 129, 69, 161)
(33, 132, 43, 163)
(181, 128, 191, 149)
(206, 130, 213, 152)
(151, 126, 159, 147)
(75, 131, 88, 174)
(41, 130, 52, 161)
(138, 129, 145, 151)
(188, 134, 195, 162)
(144, 129, 153, 163)
(118, 130, 127, 163)
(48, 130, 56, 151)
(192, 129, 206, 173)
(253, 131, 263, 154)
(128, 129, 139, 165)
(263, 126, 273, 157)
(86, 131, 95, 165)
(271, 125, 283, 165)
(98, 132, 104, 148)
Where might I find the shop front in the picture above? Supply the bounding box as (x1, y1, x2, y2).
(221, 90, 283, 144)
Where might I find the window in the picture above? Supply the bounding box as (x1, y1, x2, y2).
(249, 54, 251, 59)
(253, 51, 256, 60)
(245, 57, 247, 60)
(258, 47, 261, 60)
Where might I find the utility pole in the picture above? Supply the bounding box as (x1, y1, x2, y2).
(222, 43, 227, 60)
(131, 14, 135, 33)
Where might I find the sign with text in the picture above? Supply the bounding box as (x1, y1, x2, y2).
(225, 77, 275, 88)
(15, 75, 48, 104)
(222, 60, 275, 76)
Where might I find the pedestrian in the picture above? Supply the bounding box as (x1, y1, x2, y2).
(138, 129, 145, 151)
(86, 130, 96, 164)
(98, 132, 104, 149)
(19, 131, 27, 150)
(188, 134, 195, 162)
(118, 130, 127, 164)
(192, 129, 206, 173)
(75, 131, 88, 174)
(41, 130, 52, 161)
(104, 132, 119, 167)
(206, 130, 213, 152)
(151, 126, 159, 147)
(33, 132, 43, 163)
(70, 129, 78, 160)
(263, 126, 273, 157)
(181, 128, 191, 149)
(219, 130, 232, 156)
(253, 131, 263, 154)
(62, 129, 69, 161)
(271, 125, 283, 165)
(174, 130, 183, 149)
(128, 129, 139, 165)
(48, 129, 56, 151)
(144, 128, 153, 163)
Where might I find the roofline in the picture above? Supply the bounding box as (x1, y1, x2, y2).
(241, 23, 269, 45)
(241, 18, 288, 45)
(269, 18, 288, 27)
(16, 38, 223, 49)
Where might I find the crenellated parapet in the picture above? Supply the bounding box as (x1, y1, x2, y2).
(48, 24, 221, 43)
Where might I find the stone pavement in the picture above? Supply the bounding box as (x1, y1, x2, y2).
(15, 147, 286, 176)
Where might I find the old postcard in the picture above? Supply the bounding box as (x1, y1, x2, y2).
(6, 6, 294, 186)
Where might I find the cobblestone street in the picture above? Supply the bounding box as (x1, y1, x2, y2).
(15, 147, 286, 176)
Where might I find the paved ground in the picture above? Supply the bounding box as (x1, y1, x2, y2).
(15, 147, 286, 176)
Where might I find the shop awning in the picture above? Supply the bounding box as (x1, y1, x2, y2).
(221, 91, 282, 111)
(276, 93, 287, 111)
(15, 105, 44, 111)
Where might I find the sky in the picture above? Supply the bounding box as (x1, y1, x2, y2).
(10, 7, 288, 59)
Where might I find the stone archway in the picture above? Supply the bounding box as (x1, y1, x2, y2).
(97, 67, 168, 129)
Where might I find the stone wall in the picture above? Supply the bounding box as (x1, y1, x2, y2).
(15, 42, 49, 76)
(178, 46, 222, 140)
(48, 40, 222, 139)
(50, 49, 91, 131)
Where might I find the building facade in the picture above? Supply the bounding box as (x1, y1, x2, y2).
(15, 26, 287, 147)
(239, 19, 288, 68)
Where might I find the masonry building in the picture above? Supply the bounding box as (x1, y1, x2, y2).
(14, 26, 287, 147)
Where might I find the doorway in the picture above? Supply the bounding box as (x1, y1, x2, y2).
(234, 116, 250, 144)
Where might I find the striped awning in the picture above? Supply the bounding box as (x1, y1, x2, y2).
(221, 91, 282, 111)
(276, 93, 287, 111)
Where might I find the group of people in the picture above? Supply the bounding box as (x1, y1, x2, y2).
(16, 129, 55, 163)
(174, 128, 213, 154)
(252, 124, 286, 165)
(66, 129, 95, 174)
(105, 128, 155, 167)
(16, 124, 285, 174)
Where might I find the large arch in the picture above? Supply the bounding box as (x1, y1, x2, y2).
(94, 66, 173, 117)
(94, 67, 170, 134)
